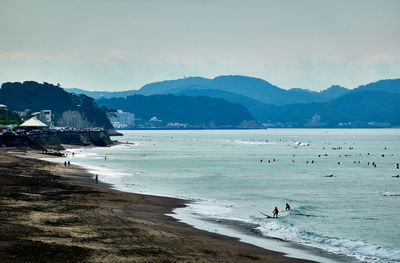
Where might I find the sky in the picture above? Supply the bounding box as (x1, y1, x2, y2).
(0, 0, 399, 92)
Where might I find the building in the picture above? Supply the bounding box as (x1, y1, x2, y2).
(148, 116, 162, 128)
(19, 117, 48, 129)
(32, 110, 53, 126)
(108, 110, 135, 129)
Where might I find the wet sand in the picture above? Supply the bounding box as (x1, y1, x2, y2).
(0, 152, 315, 262)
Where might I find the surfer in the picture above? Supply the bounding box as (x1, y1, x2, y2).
(273, 207, 279, 218)
(397, 163, 399, 169)
(286, 203, 291, 211)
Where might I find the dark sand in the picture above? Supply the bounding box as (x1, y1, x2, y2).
(0, 152, 315, 262)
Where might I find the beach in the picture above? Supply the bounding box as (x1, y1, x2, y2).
(0, 151, 314, 262)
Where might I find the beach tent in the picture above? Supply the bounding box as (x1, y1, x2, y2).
(19, 117, 47, 127)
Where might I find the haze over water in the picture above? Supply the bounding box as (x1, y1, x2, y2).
(62, 129, 400, 262)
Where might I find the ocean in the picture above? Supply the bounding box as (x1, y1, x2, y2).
(53, 129, 400, 262)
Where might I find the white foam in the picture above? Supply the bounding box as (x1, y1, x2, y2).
(254, 219, 400, 263)
(179, 200, 400, 263)
(185, 199, 234, 217)
(233, 140, 276, 146)
(110, 143, 138, 149)
(64, 149, 98, 158)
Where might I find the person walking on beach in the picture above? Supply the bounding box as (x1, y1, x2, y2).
(64, 161, 67, 167)
(67, 161, 70, 166)
(95, 174, 98, 183)
(273, 207, 279, 218)
(286, 203, 291, 211)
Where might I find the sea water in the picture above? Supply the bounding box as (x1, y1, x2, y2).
(58, 129, 400, 262)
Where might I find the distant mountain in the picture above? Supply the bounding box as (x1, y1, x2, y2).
(138, 75, 349, 105)
(65, 75, 399, 128)
(352, 79, 400, 94)
(319, 85, 350, 99)
(66, 88, 139, 99)
(262, 91, 400, 127)
(66, 75, 350, 105)
(172, 88, 271, 122)
(97, 94, 261, 129)
(138, 77, 211, 95)
(0, 81, 114, 131)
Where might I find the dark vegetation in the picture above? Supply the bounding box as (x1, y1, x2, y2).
(260, 91, 400, 127)
(0, 109, 21, 125)
(97, 94, 257, 127)
(0, 81, 113, 129)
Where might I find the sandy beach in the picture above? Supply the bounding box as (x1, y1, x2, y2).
(0, 151, 315, 262)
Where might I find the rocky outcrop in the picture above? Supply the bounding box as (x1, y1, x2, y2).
(0, 131, 113, 150)
(0, 135, 44, 150)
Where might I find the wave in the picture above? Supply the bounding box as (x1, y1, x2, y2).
(381, 191, 400, 196)
(231, 140, 276, 146)
(184, 200, 400, 263)
(254, 216, 400, 262)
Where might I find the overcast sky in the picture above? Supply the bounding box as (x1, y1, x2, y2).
(1, 0, 399, 91)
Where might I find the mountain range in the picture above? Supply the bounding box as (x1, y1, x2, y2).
(67, 75, 351, 105)
(69, 75, 400, 128)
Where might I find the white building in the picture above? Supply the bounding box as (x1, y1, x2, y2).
(32, 110, 53, 125)
(108, 110, 135, 128)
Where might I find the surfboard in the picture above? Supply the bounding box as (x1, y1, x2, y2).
(259, 210, 276, 218)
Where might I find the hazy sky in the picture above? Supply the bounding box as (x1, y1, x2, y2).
(1, 0, 399, 91)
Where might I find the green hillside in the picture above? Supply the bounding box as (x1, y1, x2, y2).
(0, 81, 113, 130)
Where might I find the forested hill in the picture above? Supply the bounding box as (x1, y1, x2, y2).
(259, 91, 400, 127)
(97, 94, 261, 129)
(0, 81, 113, 130)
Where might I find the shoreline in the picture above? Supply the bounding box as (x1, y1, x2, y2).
(38, 145, 351, 262)
(1, 150, 318, 262)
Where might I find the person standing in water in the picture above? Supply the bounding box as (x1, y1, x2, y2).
(286, 203, 291, 211)
(273, 207, 279, 218)
(95, 174, 98, 183)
